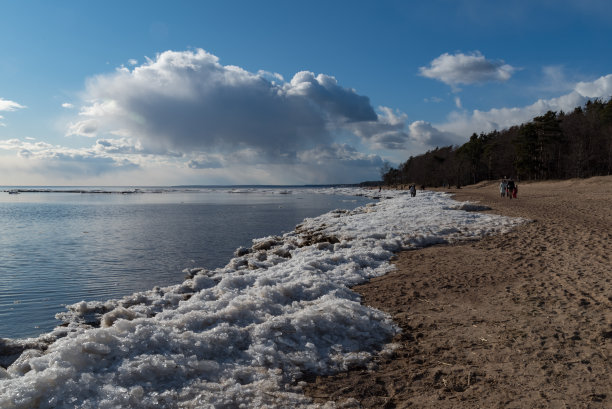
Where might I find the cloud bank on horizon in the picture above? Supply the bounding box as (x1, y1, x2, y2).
(2, 49, 612, 185)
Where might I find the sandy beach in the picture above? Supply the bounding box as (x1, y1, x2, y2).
(304, 176, 612, 408)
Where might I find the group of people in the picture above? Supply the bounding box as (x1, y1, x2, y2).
(500, 178, 518, 199)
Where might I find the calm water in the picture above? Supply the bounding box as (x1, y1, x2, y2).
(0, 187, 370, 339)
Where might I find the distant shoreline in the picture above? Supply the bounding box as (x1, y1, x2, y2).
(2, 184, 368, 195)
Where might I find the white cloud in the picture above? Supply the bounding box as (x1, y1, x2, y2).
(347, 106, 410, 150)
(128, 59, 138, 66)
(420, 73, 612, 145)
(419, 51, 516, 89)
(93, 137, 144, 155)
(285, 71, 377, 123)
(440, 91, 586, 137)
(62, 48, 390, 183)
(0, 137, 138, 177)
(67, 119, 99, 137)
(62, 102, 75, 109)
(575, 73, 612, 98)
(70, 49, 380, 159)
(0, 97, 25, 111)
(408, 121, 461, 147)
(0, 97, 25, 126)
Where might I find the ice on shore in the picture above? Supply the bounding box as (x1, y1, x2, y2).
(0, 189, 525, 408)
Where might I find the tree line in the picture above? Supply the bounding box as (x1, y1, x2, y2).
(382, 98, 612, 187)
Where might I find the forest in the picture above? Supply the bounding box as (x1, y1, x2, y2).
(381, 98, 612, 187)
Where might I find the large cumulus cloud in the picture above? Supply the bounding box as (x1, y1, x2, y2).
(59, 48, 404, 183)
(69, 49, 378, 162)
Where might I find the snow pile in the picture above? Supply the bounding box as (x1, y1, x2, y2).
(0, 189, 526, 408)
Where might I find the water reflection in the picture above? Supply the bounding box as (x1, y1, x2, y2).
(0, 188, 370, 338)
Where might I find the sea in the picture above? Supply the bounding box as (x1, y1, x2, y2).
(0, 186, 372, 339)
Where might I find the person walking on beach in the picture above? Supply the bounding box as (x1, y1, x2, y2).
(500, 179, 507, 198)
(512, 183, 518, 199)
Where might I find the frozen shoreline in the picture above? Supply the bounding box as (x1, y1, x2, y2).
(0, 188, 526, 408)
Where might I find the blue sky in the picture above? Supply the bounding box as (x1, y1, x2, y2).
(1, 0, 612, 185)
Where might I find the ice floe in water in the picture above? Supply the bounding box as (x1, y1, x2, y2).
(0, 189, 526, 408)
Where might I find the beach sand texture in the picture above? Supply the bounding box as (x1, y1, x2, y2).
(304, 176, 611, 408)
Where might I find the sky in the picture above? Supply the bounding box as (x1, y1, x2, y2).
(1, 0, 612, 186)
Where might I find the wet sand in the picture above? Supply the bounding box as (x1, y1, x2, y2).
(304, 176, 612, 408)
